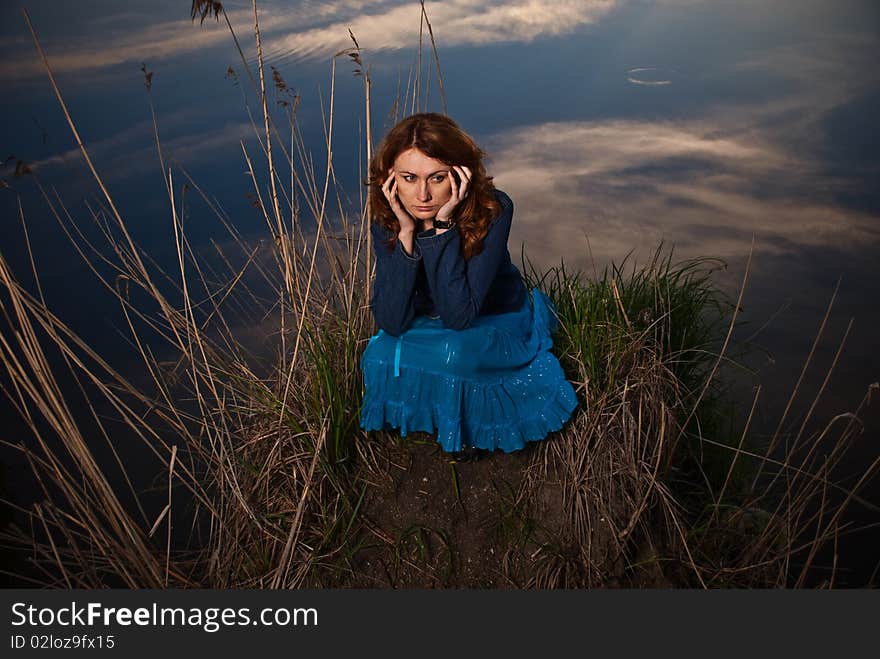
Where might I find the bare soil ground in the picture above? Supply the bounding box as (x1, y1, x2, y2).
(330, 431, 671, 588)
(343, 432, 538, 588)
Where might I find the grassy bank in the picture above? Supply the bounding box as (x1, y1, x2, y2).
(1, 1, 877, 588)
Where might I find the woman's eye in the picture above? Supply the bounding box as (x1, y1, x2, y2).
(432, 175, 446, 183)
(402, 175, 415, 182)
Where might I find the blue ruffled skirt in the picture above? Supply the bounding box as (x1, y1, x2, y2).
(359, 288, 578, 453)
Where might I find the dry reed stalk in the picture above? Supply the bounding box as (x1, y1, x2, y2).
(250, 1, 288, 284)
(21, 9, 202, 362)
(0, 263, 163, 586)
(709, 384, 761, 527)
(420, 1, 448, 115)
(204, 2, 307, 348)
(415, 7, 423, 114)
(751, 279, 840, 490)
(670, 240, 753, 460)
(271, 423, 328, 588)
(277, 59, 338, 431)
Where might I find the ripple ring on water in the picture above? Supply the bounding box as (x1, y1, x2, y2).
(626, 67, 676, 86)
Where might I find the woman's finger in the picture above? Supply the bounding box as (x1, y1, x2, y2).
(382, 175, 397, 204)
(455, 166, 470, 198)
(382, 171, 395, 196)
(449, 166, 459, 200)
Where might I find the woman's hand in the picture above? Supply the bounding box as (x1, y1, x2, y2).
(382, 169, 416, 235)
(436, 165, 472, 226)
(382, 168, 417, 255)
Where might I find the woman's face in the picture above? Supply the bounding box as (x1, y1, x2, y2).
(392, 148, 453, 221)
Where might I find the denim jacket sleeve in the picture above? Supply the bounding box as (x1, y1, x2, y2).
(415, 189, 514, 330)
(369, 222, 421, 336)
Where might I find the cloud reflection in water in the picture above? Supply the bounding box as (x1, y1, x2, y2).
(262, 0, 618, 63)
(0, 0, 621, 81)
(488, 117, 880, 276)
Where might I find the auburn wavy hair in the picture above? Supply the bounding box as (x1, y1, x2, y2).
(368, 113, 501, 260)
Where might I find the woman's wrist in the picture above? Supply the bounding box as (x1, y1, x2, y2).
(433, 215, 456, 231)
(397, 228, 415, 255)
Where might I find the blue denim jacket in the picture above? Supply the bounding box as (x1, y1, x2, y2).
(370, 189, 527, 336)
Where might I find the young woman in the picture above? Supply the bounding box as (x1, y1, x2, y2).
(359, 113, 577, 459)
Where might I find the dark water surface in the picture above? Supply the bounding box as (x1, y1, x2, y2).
(2, 0, 879, 584)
